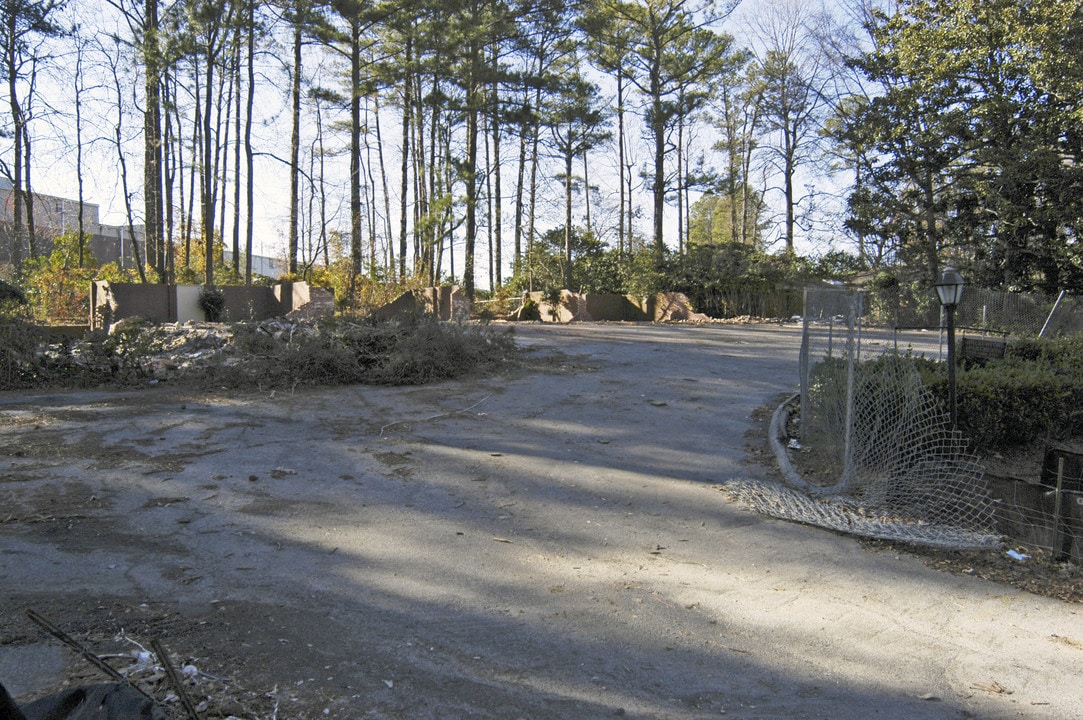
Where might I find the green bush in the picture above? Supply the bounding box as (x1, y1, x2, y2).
(1003, 334, 1083, 365)
(959, 365, 1076, 446)
(198, 286, 227, 322)
(817, 338, 1083, 452)
(916, 336, 1083, 448)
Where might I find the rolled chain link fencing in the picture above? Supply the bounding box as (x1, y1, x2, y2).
(731, 286, 1003, 548)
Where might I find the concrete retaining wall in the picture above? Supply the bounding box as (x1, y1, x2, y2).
(90, 281, 331, 330)
(369, 286, 469, 322)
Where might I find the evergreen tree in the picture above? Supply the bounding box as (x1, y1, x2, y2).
(834, 0, 1083, 289)
(590, 0, 739, 259)
(544, 63, 610, 288)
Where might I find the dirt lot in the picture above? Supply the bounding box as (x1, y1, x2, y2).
(2, 323, 1081, 719)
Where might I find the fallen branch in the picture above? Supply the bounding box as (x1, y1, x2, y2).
(24, 610, 158, 706)
(152, 639, 201, 720)
(380, 395, 492, 436)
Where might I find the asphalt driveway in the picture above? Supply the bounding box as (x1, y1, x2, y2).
(1, 322, 1079, 719)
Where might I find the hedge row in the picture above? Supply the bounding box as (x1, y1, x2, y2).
(918, 335, 1083, 449)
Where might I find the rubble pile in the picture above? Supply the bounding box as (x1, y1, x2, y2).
(17, 313, 513, 391)
(141, 323, 234, 379)
(39, 318, 321, 384)
(136, 319, 319, 381)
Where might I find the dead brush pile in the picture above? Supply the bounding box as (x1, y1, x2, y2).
(217, 316, 518, 388)
(0, 315, 517, 391)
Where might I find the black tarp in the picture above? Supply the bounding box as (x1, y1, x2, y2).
(1, 682, 167, 720)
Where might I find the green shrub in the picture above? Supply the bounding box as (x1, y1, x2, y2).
(812, 339, 1083, 452)
(958, 364, 1076, 446)
(1004, 334, 1083, 365)
(916, 336, 1083, 448)
(198, 286, 227, 322)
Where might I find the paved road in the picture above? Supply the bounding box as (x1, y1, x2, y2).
(1, 323, 1079, 719)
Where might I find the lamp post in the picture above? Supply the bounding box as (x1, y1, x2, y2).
(934, 266, 966, 428)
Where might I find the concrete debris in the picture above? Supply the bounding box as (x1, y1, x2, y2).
(53, 318, 321, 382)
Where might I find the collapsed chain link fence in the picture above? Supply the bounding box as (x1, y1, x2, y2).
(721, 282, 1083, 552)
(734, 286, 1001, 548)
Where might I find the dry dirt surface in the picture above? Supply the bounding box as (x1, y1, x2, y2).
(2, 323, 1082, 720)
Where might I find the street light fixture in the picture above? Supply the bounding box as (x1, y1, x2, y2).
(934, 266, 966, 428)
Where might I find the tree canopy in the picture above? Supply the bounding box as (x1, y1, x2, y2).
(4, 0, 1083, 303)
(833, 0, 1083, 292)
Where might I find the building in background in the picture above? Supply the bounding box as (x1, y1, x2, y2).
(0, 178, 282, 278)
(1, 177, 147, 268)
(222, 251, 283, 279)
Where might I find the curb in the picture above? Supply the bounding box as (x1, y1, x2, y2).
(768, 392, 827, 495)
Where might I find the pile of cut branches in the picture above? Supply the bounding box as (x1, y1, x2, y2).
(0, 315, 517, 391)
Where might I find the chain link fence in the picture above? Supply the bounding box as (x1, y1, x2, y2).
(736, 286, 1001, 548)
(987, 447, 1083, 561)
(729, 282, 1083, 555)
(865, 284, 1083, 337)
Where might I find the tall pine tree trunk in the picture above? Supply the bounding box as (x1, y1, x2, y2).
(144, 0, 165, 280)
(616, 73, 625, 258)
(398, 35, 409, 281)
(491, 65, 502, 288)
(513, 101, 527, 278)
(348, 15, 363, 291)
(374, 93, 393, 274)
(75, 42, 86, 266)
(232, 33, 241, 276)
(463, 42, 480, 300)
(6, 13, 25, 272)
(164, 71, 175, 281)
(288, 9, 303, 275)
(244, 0, 255, 284)
(651, 78, 666, 258)
(202, 46, 218, 286)
(527, 86, 542, 290)
(563, 147, 573, 290)
(398, 37, 411, 282)
(485, 113, 494, 290)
